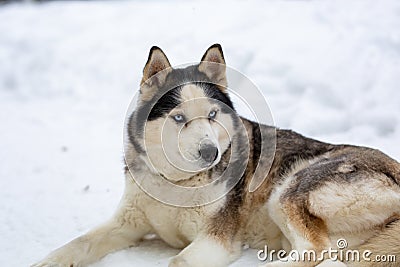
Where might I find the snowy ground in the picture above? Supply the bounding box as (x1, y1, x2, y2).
(1, 0, 400, 266)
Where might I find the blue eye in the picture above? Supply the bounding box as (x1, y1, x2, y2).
(208, 110, 217, 119)
(173, 114, 185, 123)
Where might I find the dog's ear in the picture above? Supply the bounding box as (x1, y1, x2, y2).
(140, 46, 172, 100)
(198, 44, 227, 90)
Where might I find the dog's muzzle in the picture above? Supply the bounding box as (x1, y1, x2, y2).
(199, 143, 219, 164)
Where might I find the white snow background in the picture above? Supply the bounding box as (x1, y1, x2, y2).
(1, 0, 400, 266)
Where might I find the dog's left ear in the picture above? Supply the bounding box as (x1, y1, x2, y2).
(140, 46, 172, 100)
(199, 44, 227, 89)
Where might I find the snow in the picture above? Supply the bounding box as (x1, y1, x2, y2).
(0, 0, 399, 266)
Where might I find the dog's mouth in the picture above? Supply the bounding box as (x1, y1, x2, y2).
(182, 149, 220, 169)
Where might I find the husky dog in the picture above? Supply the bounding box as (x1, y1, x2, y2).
(33, 44, 400, 267)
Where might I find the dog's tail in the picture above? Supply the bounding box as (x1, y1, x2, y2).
(348, 219, 400, 267)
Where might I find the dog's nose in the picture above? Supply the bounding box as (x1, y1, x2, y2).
(199, 144, 218, 163)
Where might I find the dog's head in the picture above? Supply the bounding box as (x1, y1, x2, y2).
(131, 44, 238, 181)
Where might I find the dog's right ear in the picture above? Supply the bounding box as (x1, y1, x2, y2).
(198, 44, 227, 89)
(140, 46, 172, 100)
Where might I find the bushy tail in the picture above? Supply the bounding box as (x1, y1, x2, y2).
(348, 219, 400, 267)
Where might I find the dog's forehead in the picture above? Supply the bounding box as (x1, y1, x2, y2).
(177, 84, 214, 117)
(164, 64, 208, 86)
(180, 84, 207, 101)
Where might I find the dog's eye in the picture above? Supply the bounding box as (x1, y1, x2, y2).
(208, 110, 217, 120)
(173, 114, 185, 123)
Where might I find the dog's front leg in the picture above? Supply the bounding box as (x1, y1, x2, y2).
(32, 193, 151, 267)
(169, 233, 242, 267)
(32, 215, 150, 267)
(169, 193, 244, 267)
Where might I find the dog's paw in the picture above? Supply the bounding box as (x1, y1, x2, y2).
(258, 261, 291, 267)
(31, 261, 76, 267)
(317, 259, 347, 267)
(31, 262, 70, 267)
(31, 255, 79, 267)
(169, 256, 191, 267)
(31, 262, 71, 267)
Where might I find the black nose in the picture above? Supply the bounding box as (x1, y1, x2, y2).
(199, 144, 218, 163)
